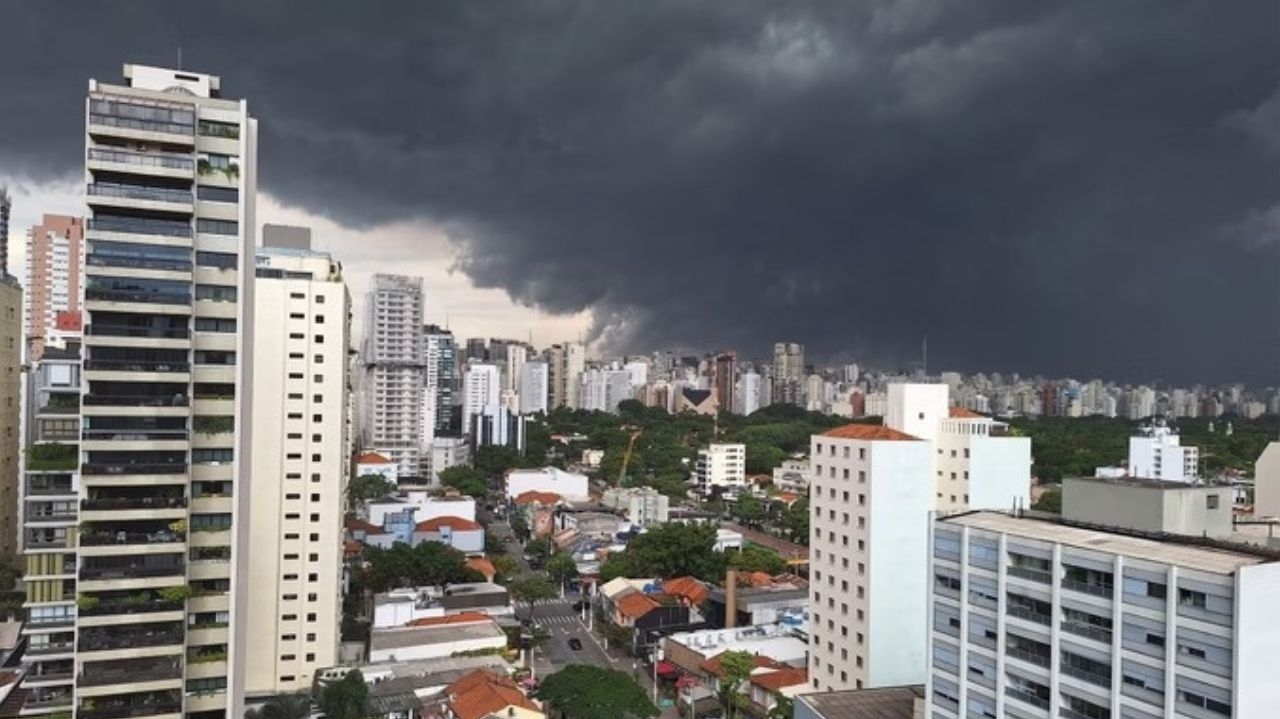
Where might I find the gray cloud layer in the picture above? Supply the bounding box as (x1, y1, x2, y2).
(1, 1, 1277, 384)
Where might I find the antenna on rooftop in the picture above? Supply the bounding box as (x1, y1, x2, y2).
(922, 336, 928, 377)
(177, 45, 183, 71)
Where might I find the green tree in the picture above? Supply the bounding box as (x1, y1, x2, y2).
(361, 541, 484, 592)
(483, 532, 506, 556)
(731, 494, 766, 526)
(509, 512, 530, 542)
(346, 474, 395, 508)
(537, 664, 659, 719)
(598, 522, 727, 582)
(508, 575, 557, 623)
(438, 466, 488, 498)
(316, 669, 369, 719)
(490, 555, 519, 584)
(525, 536, 552, 567)
(727, 544, 787, 575)
(1032, 486, 1062, 513)
(766, 694, 794, 719)
(546, 552, 579, 596)
(780, 497, 810, 545)
(246, 694, 311, 719)
(473, 445, 535, 476)
(716, 650, 756, 719)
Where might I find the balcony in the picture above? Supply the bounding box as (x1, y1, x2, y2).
(80, 530, 183, 547)
(79, 563, 184, 581)
(86, 325, 190, 340)
(82, 497, 187, 511)
(84, 394, 189, 408)
(26, 642, 75, 658)
(25, 445, 79, 472)
(80, 625, 184, 653)
(85, 288, 191, 307)
(1007, 566, 1052, 584)
(84, 359, 190, 374)
(1006, 606, 1051, 626)
(82, 430, 189, 442)
(79, 657, 183, 687)
(1005, 646, 1051, 668)
(79, 701, 183, 719)
(87, 217, 191, 239)
(1004, 687, 1050, 710)
(82, 463, 186, 476)
(1061, 578, 1113, 599)
(87, 183, 192, 209)
(87, 147, 194, 173)
(1061, 620, 1112, 644)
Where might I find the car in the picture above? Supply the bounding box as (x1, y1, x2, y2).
(571, 601, 588, 612)
(567, 638, 582, 650)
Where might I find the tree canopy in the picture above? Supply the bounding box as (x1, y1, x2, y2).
(508, 575, 558, 622)
(546, 552, 579, 591)
(317, 670, 369, 719)
(727, 544, 788, 575)
(716, 650, 756, 719)
(438, 466, 488, 498)
(246, 694, 311, 719)
(361, 541, 484, 592)
(537, 664, 659, 719)
(599, 523, 728, 582)
(347, 474, 395, 507)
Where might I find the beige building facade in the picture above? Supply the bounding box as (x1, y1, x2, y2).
(0, 278, 21, 557)
(24, 214, 84, 360)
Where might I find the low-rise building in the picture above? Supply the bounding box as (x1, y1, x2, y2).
(695, 443, 747, 493)
(357, 451, 401, 484)
(505, 467, 589, 501)
(373, 584, 513, 629)
(662, 623, 809, 674)
(1062, 475, 1233, 538)
(600, 487, 670, 527)
(793, 685, 925, 719)
(370, 615, 508, 663)
(706, 576, 809, 629)
(413, 516, 485, 554)
(439, 669, 543, 719)
(773, 458, 810, 494)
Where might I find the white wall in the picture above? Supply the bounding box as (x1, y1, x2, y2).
(506, 468, 589, 500)
(1255, 442, 1280, 518)
(967, 435, 1031, 512)
(886, 384, 949, 441)
(1234, 562, 1280, 719)
(368, 629, 506, 662)
(866, 440, 933, 688)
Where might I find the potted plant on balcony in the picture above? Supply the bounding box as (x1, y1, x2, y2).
(159, 586, 191, 603)
(168, 520, 187, 538)
(76, 595, 99, 612)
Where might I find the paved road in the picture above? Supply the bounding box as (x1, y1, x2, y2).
(528, 597, 616, 674)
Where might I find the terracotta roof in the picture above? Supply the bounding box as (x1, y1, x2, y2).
(821, 424, 919, 441)
(662, 576, 709, 605)
(343, 540, 364, 556)
(615, 591, 661, 619)
(466, 556, 496, 579)
(514, 490, 562, 506)
(774, 492, 800, 505)
(345, 518, 384, 534)
(744, 571, 774, 587)
(406, 611, 491, 628)
(949, 407, 984, 419)
(356, 452, 393, 464)
(699, 652, 786, 677)
(447, 670, 540, 719)
(415, 515, 482, 532)
(750, 667, 808, 691)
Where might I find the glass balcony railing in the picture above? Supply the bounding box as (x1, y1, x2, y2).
(88, 147, 194, 171)
(86, 325, 191, 339)
(82, 430, 188, 442)
(78, 598, 184, 618)
(79, 701, 183, 719)
(80, 657, 183, 687)
(79, 563, 185, 580)
(79, 628, 184, 653)
(84, 394, 189, 408)
(82, 497, 187, 511)
(88, 255, 193, 272)
(87, 217, 192, 238)
(88, 184, 192, 204)
(85, 289, 191, 306)
(80, 531, 183, 547)
(83, 359, 190, 373)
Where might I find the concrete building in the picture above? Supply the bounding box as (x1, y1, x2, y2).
(370, 615, 508, 663)
(1128, 421, 1199, 483)
(547, 341, 585, 409)
(808, 424, 933, 691)
(518, 361, 548, 415)
(0, 187, 8, 274)
(1255, 442, 1280, 518)
(713, 352, 736, 414)
(245, 226, 349, 696)
(460, 362, 500, 442)
(363, 274, 426, 476)
(423, 324, 456, 436)
(1062, 476, 1232, 538)
(794, 686, 925, 719)
(19, 340, 81, 716)
(412, 516, 484, 554)
(355, 451, 399, 485)
(772, 342, 805, 406)
(24, 215, 84, 360)
(926, 511, 1280, 719)
(886, 383, 950, 443)
(932, 408, 1031, 514)
(469, 403, 524, 452)
(372, 584, 512, 629)
(737, 371, 761, 416)
(695, 443, 746, 494)
(503, 342, 526, 394)
(504, 467, 589, 501)
(0, 276, 19, 557)
(600, 487, 670, 527)
(773, 458, 810, 494)
(428, 436, 469, 484)
(78, 63, 257, 719)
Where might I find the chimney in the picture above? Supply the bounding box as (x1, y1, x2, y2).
(725, 569, 738, 628)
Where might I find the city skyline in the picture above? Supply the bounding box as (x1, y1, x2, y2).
(0, 2, 1276, 386)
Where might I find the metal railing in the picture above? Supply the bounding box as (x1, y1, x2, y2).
(82, 497, 187, 511)
(79, 702, 183, 719)
(88, 147, 194, 171)
(1007, 566, 1052, 583)
(79, 598, 184, 618)
(1006, 606, 1051, 626)
(88, 184, 192, 204)
(81, 430, 188, 442)
(87, 255, 192, 272)
(85, 289, 191, 306)
(1061, 662, 1112, 688)
(86, 324, 190, 339)
(1061, 578, 1113, 598)
(88, 111, 193, 137)
(1004, 688, 1050, 710)
(87, 217, 191, 238)
(1006, 646, 1051, 668)
(83, 359, 190, 373)
(80, 531, 183, 547)
(79, 564, 184, 580)
(84, 394, 189, 408)
(1061, 620, 1112, 644)
(81, 463, 186, 476)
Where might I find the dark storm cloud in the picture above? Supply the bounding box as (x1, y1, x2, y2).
(1, 1, 1277, 384)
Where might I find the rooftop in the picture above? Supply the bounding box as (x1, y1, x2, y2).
(1068, 475, 1220, 491)
(416, 516, 482, 532)
(446, 670, 540, 719)
(948, 407, 984, 419)
(943, 510, 1280, 574)
(821, 424, 919, 442)
(795, 685, 924, 719)
(357, 452, 394, 465)
(514, 491, 561, 506)
(370, 620, 505, 652)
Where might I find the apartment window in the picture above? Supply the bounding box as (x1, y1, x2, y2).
(195, 249, 238, 267)
(196, 284, 237, 302)
(1206, 495, 1219, 509)
(314, 334, 324, 343)
(197, 218, 239, 235)
(315, 315, 324, 324)
(290, 292, 305, 299)
(858, 448, 866, 460)
(858, 470, 866, 482)
(314, 354, 324, 364)
(195, 317, 236, 333)
(283, 553, 299, 560)
(289, 333, 305, 339)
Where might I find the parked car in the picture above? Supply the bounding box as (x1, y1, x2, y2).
(571, 601, 589, 612)
(568, 638, 582, 650)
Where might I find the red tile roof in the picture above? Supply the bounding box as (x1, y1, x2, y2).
(356, 452, 393, 464)
(749, 667, 808, 691)
(447, 670, 539, 719)
(345, 518, 384, 534)
(514, 491, 561, 506)
(416, 515, 482, 532)
(465, 556, 496, 579)
(821, 424, 919, 441)
(615, 591, 661, 619)
(774, 492, 801, 505)
(662, 576, 709, 605)
(699, 652, 786, 677)
(949, 407, 983, 419)
(406, 611, 492, 628)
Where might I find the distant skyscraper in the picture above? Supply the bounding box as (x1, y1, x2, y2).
(464, 337, 487, 361)
(520, 361, 549, 415)
(504, 342, 527, 393)
(713, 352, 737, 414)
(247, 226, 348, 694)
(462, 362, 501, 436)
(549, 341, 586, 409)
(736, 371, 761, 415)
(0, 186, 10, 274)
(363, 274, 426, 475)
(424, 324, 457, 435)
(771, 342, 804, 405)
(24, 214, 85, 359)
(0, 276, 19, 556)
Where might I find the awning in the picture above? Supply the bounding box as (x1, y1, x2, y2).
(656, 661, 679, 678)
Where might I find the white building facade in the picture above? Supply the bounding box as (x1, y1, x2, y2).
(363, 274, 426, 476)
(461, 362, 500, 441)
(519, 361, 549, 415)
(695, 443, 747, 493)
(1128, 422, 1199, 483)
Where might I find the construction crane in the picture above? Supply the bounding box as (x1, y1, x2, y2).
(617, 425, 642, 487)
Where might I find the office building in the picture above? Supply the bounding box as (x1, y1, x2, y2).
(624, 360, 648, 389)
(463, 337, 487, 362)
(519, 361, 548, 415)
(24, 215, 85, 360)
(772, 342, 804, 406)
(423, 324, 455, 436)
(807, 425, 934, 691)
(504, 342, 526, 394)
(19, 340, 81, 716)
(0, 276, 19, 556)
(244, 226, 348, 695)
(694, 443, 746, 493)
(1062, 476, 1232, 538)
(363, 274, 426, 475)
(926, 510, 1280, 719)
(713, 352, 736, 414)
(79, 63, 257, 718)
(1128, 421, 1199, 483)
(461, 363, 500, 440)
(470, 404, 524, 452)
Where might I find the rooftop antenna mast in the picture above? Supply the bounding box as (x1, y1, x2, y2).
(922, 336, 928, 377)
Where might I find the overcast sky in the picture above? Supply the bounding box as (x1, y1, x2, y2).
(1, 1, 1276, 385)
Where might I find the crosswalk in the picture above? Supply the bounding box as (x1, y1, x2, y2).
(530, 598, 572, 606)
(538, 614, 582, 626)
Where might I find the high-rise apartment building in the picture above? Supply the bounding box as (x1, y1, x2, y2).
(547, 341, 585, 409)
(0, 275, 19, 556)
(462, 362, 500, 438)
(694, 443, 746, 494)
(19, 340, 81, 716)
(362, 274, 425, 476)
(24, 215, 85, 360)
(519, 362, 549, 415)
(0, 186, 10, 274)
(504, 342, 527, 394)
(926, 511, 1279, 719)
(713, 352, 736, 414)
(423, 324, 456, 436)
(79, 63, 257, 719)
(737, 371, 761, 416)
(244, 226, 347, 696)
(772, 342, 804, 406)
